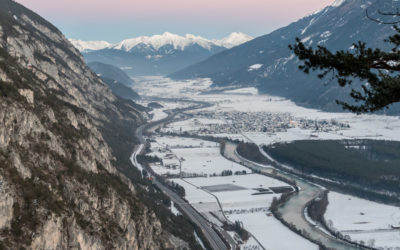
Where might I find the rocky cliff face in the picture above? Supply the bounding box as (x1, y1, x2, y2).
(0, 0, 192, 249)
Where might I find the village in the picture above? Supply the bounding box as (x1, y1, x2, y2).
(162, 110, 351, 137)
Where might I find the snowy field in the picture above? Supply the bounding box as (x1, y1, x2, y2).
(162, 117, 226, 133)
(325, 192, 400, 248)
(179, 174, 290, 211)
(245, 127, 349, 146)
(155, 136, 218, 148)
(133, 76, 213, 98)
(229, 212, 318, 250)
(137, 77, 400, 249)
(135, 77, 400, 145)
(149, 135, 308, 249)
(172, 147, 248, 176)
(149, 108, 168, 121)
(148, 136, 248, 176)
(171, 174, 314, 249)
(224, 87, 259, 95)
(136, 98, 196, 122)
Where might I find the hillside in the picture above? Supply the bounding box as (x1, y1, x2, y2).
(170, 0, 399, 112)
(101, 77, 140, 100)
(88, 61, 135, 86)
(0, 0, 201, 249)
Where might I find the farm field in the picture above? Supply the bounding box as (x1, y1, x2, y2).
(150, 136, 248, 176)
(173, 174, 290, 211)
(325, 192, 400, 248)
(148, 135, 313, 249)
(136, 77, 400, 249)
(228, 212, 318, 250)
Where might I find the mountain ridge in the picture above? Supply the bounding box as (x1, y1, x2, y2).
(87, 61, 135, 86)
(70, 32, 253, 52)
(169, 0, 399, 113)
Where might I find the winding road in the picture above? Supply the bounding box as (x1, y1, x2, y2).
(131, 102, 229, 250)
(131, 98, 368, 250)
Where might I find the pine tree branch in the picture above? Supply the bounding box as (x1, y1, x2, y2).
(289, 27, 400, 113)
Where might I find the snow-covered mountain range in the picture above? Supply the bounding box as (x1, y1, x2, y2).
(69, 32, 252, 76)
(70, 32, 252, 52)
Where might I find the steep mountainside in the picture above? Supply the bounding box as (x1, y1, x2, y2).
(88, 61, 135, 86)
(87, 62, 140, 100)
(101, 77, 140, 100)
(76, 32, 252, 76)
(170, 0, 398, 112)
(0, 0, 200, 249)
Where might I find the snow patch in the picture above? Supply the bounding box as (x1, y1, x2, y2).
(120, 66, 132, 70)
(320, 31, 332, 38)
(170, 201, 181, 216)
(224, 87, 258, 95)
(248, 64, 263, 71)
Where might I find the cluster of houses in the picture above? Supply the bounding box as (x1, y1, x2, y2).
(169, 110, 350, 135)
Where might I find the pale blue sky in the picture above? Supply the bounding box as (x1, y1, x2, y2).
(16, 0, 334, 42)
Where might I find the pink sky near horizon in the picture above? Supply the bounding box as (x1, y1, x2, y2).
(15, 0, 334, 41)
(17, 0, 333, 19)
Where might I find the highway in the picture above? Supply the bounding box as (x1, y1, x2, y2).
(131, 102, 228, 250)
(152, 177, 228, 250)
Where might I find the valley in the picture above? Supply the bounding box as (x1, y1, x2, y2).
(131, 77, 400, 250)
(2, 0, 400, 249)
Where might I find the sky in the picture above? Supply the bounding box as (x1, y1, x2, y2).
(15, 0, 334, 42)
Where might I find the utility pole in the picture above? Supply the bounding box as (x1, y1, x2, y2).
(179, 158, 182, 178)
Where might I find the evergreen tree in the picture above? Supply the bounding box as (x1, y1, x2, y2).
(290, 26, 400, 113)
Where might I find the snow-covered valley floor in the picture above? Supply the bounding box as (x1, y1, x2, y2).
(134, 76, 400, 250)
(151, 136, 317, 249)
(325, 192, 400, 249)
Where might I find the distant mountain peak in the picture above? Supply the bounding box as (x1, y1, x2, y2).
(111, 32, 217, 51)
(68, 39, 111, 52)
(215, 32, 254, 49)
(70, 32, 253, 52)
(331, 0, 346, 7)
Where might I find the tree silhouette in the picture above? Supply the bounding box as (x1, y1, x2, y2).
(290, 11, 400, 113)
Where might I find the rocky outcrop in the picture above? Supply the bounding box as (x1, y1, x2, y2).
(0, 0, 194, 249)
(0, 177, 14, 230)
